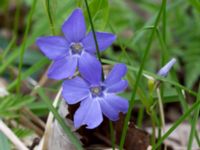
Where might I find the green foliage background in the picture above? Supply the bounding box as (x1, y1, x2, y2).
(0, 0, 200, 149)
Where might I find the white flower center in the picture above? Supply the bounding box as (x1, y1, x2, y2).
(90, 86, 104, 97)
(70, 43, 83, 54)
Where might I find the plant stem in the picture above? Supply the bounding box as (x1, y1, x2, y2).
(187, 85, 200, 150)
(109, 121, 116, 150)
(16, 0, 37, 93)
(32, 0, 56, 90)
(137, 106, 144, 128)
(162, 0, 167, 44)
(102, 58, 197, 97)
(150, 112, 156, 147)
(84, 0, 102, 65)
(157, 87, 166, 150)
(84, 0, 115, 148)
(1, 36, 16, 61)
(152, 99, 200, 149)
(156, 28, 200, 146)
(119, 0, 166, 149)
(157, 88, 165, 132)
(45, 0, 56, 35)
(13, 0, 21, 38)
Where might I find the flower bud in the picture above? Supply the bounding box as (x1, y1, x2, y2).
(157, 58, 176, 77)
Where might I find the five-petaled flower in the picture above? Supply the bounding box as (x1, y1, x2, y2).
(36, 8, 116, 80)
(62, 63, 129, 129)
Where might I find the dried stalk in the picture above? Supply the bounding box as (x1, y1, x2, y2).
(0, 119, 29, 150)
(21, 108, 45, 129)
(20, 115, 43, 136)
(37, 87, 62, 150)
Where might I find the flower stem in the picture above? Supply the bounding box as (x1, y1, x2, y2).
(45, 0, 56, 35)
(84, 0, 104, 80)
(187, 85, 200, 150)
(13, 0, 21, 39)
(84, 0, 115, 148)
(109, 121, 116, 150)
(157, 88, 166, 132)
(102, 58, 197, 97)
(153, 99, 200, 149)
(156, 87, 166, 150)
(150, 112, 156, 147)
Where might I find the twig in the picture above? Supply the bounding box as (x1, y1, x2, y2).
(20, 115, 44, 136)
(38, 64, 52, 88)
(21, 108, 45, 129)
(0, 119, 29, 150)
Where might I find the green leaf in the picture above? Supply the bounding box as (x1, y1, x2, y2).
(109, 0, 137, 33)
(37, 87, 83, 150)
(0, 132, 11, 150)
(84, 0, 109, 30)
(13, 128, 33, 138)
(7, 57, 49, 90)
(188, 0, 200, 12)
(27, 101, 49, 116)
(184, 47, 200, 88)
(0, 95, 35, 119)
(14, 50, 44, 66)
(0, 0, 8, 10)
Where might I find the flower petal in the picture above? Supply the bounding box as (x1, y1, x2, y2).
(48, 56, 77, 80)
(157, 58, 176, 77)
(99, 97, 119, 121)
(74, 97, 103, 129)
(62, 8, 86, 42)
(106, 80, 128, 93)
(82, 32, 116, 53)
(62, 77, 90, 104)
(105, 64, 127, 85)
(78, 52, 102, 85)
(36, 36, 69, 60)
(105, 94, 129, 113)
(99, 94, 129, 121)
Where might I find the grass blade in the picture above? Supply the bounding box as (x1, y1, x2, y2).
(152, 99, 200, 149)
(16, 0, 37, 92)
(37, 87, 83, 150)
(187, 85, 200, 149)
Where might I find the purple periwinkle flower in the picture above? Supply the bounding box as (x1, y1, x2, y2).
(62, 64, 129, 129)
(36, 8, 116, 80)
(157, 58, 176, 77)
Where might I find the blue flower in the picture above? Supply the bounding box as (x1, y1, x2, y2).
(157, 58, 176, 77)
(36, 8, 116, 80)
(62, 64, 129, 129)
